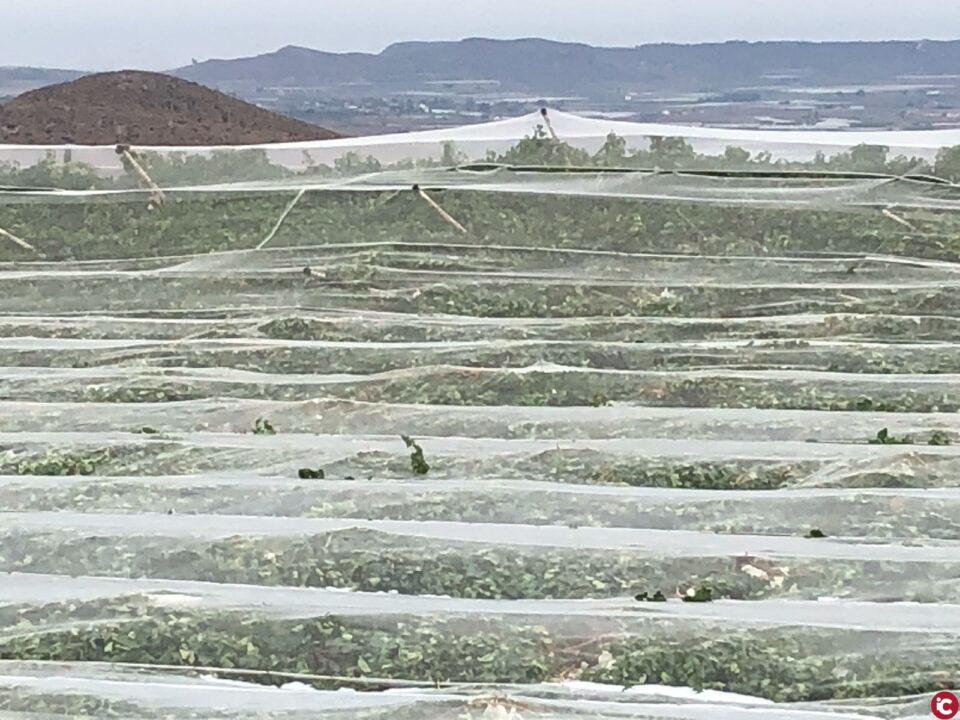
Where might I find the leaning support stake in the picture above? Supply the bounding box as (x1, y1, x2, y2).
(116, 145, 166, 206)
(413, 184, 468, 234)
(540, 107, 560, 141)
(0, 226, 39, 254)
(881, 207, 916, 231)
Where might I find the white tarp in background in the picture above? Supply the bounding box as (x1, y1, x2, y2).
(3, 109, 960, 176)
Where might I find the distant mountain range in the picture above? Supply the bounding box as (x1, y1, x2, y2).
(172, 38, 960, 96)
(0, 66, 83, 98)
(5, 37, 960, 100)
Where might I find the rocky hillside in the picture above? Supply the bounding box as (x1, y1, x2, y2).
(0, 70, 341, 145)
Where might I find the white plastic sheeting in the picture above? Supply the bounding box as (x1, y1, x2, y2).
(1, 133, 958, 718)
(0, 110, 960, 188)
(3, 109, 960, 176)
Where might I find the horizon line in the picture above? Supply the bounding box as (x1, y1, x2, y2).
(4, 34, 960, 74)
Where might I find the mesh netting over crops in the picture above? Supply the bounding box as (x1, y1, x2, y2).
(1, 114, 960, 719)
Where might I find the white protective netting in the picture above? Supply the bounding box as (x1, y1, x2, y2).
(1, 111, 959, 718)
(3, 109, 960, 189)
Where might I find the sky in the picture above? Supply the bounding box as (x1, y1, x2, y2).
(2, 0, 960, 70)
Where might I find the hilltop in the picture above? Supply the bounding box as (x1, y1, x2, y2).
(0, 70, 341, 145)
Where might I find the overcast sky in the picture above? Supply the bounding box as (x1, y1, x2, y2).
(3, 0, 960, 70)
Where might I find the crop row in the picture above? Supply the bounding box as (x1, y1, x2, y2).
(2, 190, 959, 262)
(0, 528, 955, 603)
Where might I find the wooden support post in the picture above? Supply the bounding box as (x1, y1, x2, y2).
(0, 226, 39, 254)
(881, 207, 916, 231)
(540, 107, 560, 141)
(116, 145, 166, 206)
(413, 185, 468, 234)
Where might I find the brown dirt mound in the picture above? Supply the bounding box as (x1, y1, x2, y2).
(0, 70, 342, 145)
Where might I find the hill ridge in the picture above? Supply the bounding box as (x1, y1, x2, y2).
(173, 37, 960, 94)
(0, 70, 341, 145)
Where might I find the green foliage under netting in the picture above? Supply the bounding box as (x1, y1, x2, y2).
(2, 185, 959, 264)
(2, 126, 959, 710)
(130, 149, 291, 186)
(0, 598, 954, 703)
(0, 153, 105, 190)
(2, 128, 960, 191)
(2, 128, 958, 270)
(2, 526, 957, 603)
(6, 465, 959, 538)
(511, 126, 959, 177)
